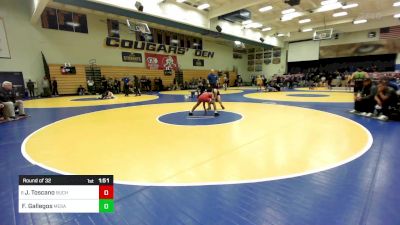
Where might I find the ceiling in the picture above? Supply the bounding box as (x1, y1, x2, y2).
(177, 0, 400, 39)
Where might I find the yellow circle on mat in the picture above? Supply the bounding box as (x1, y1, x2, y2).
(231, 86, 258, 90)
(295, 87, 350, 92)
(244, 92, 354, 103)
(159, 89, 243, 95)
(23, 94, 159, 108)
(23, 102, 371, 185)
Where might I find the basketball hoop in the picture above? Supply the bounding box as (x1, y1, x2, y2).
(89, 59, 96, 65)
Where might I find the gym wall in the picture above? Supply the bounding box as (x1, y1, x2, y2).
(0, 0, 247, 91)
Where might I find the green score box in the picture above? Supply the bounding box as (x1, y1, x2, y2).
(99, 199, 114, 213)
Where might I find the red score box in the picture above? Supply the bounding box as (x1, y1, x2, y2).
(99, 185, 114, 199)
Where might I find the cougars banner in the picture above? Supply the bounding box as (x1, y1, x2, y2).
(145, 53, 178, 70)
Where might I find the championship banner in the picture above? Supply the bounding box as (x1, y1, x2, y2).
(193, 59, 204, 67)
(145, 53, 178, 70)
(122, 52, 142, 62)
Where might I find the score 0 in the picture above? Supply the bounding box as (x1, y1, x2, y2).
(99, 184, 114, 213)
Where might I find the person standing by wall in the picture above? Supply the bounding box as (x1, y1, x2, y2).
(42, 76, 51, 97)
(134, 75, 141, 96)
(87, 77, 94, 94)
(349, 67, 369, 95)
(52, 79, 59, 96)
(27, 79, 35, 98)
(123, 77, 130, 96)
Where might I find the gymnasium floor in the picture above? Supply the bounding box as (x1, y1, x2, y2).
(1, 87, 400, 225)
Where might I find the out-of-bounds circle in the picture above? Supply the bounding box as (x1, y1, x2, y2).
(244, 92, 354, 103)
(158, 111, 243, 126)
(22, 102, 372, 186)
(295, 87, 350, 92)
(70, 97, 102, 101)
(286, 94, 330, 97)
(159, 89, 243, 95)
(24, 94, 159, 108)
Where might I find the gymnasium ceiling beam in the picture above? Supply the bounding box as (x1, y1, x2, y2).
(208, 0, 268, 19)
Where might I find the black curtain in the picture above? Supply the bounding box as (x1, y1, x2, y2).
(288, 54, 396, 74)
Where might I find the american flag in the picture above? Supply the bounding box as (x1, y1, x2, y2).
(380, 26, 400, 39)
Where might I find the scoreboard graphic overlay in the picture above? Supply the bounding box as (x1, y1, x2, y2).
(19, 175, 114, 213)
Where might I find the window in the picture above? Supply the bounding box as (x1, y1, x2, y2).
(126, 25, 203, 49)
(179, 35, 184, 48)
(107, 19, 119, 38)
(157, 32, 163, 44)
(73, 13, 88, 33)
(165, 33, 171, 45)
(41, 8, 58, 30)
(57, 10, 74, 32)
(41, 7, 88, 34)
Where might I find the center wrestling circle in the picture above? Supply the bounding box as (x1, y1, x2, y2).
(158, 111, 243, 126)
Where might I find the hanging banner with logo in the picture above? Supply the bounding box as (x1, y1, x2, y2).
(145, 53, 178, 70)
(122, 52, 142, 62)
(193, 59, 204, 67)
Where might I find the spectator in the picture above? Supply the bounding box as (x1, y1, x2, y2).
(113, 78, 120, 94)
(140, 76, 147, 91)
(134, 76, 141, 96)
(349, 67, 369, 95)
(256, 75, 263, 91)
(123, 77, 130, 96)
(237, 75, 243, 87)
(207, 69, 218, 89)
(0, 81, 26, 120)
(101, 76, 108, 92)
(27, 79, 35, 98)
(350, 78, 377, 116)
(52, 79, 59, 96)
(0, 103, 4, 121)
(159, 77, 163, 91)
(374, 79, 398, 121)
(145, 78, 150, 91)
(77, 85, 86, 96)
(87, 78, 95, 94)
(42, 76, 51, 97)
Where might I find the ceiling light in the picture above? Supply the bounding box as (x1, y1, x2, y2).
(302, 28, 313, 32)
(242, 19, 252, 25)
(262, 27, 272, 31)
(176, 0, 185, 2)
(342, 3, 358, 9)
(394, 2, 400, 7)
(197, 3, 210, 10)
(282, 8, 295, 14)
(321, 0, 338, 6)
(259, 6, 273, 12)
(245, 22, 263, 29)
(315, 2, 343, 12)
(66, 22, 80, 27)
(277, 33, 285, 37)
(299, 18, 311, 23)
(281, 12, 302, 21)
(251, 23, 263, 28)
(394, 13, 400, 18)
(353, 19, 367, 24)
(333, 11, 348, 17)
(234, 41, 241, 45)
